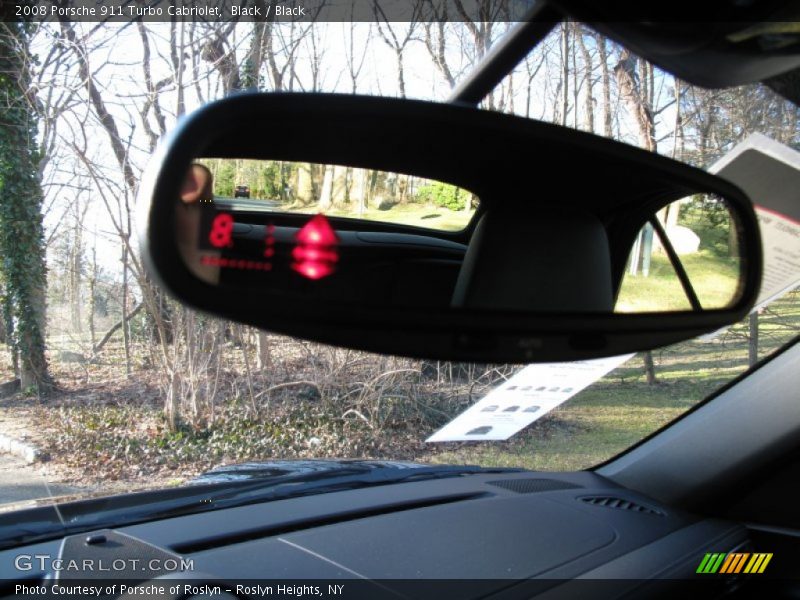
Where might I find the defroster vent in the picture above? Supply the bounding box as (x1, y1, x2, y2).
(579, 496, 665, 516)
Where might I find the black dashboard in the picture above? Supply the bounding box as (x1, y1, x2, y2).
(0, 471, 752, 599)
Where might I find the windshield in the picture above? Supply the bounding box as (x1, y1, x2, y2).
(0, 16, 798, 528)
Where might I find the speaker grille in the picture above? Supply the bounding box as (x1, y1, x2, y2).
(488, 478, 581, 494)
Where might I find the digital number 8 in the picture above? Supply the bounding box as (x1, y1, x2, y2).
(209, 213, 234, 248)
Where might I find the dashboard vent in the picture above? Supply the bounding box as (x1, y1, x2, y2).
(580, 496, 665, 516)
(488, 479, 581, 494)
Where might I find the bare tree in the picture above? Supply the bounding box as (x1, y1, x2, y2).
(421, 7, 456, 89)
(201, 23, 242, 94)
(595, 33, 614, 138)
(615, 49, 656, 151)
(575, 25, 594, 133)
(614, 49, 660, 384)
(373, 3, 422, 98)
(522, 47, 547, 119)
(343, 17, 370, 93)
(67, 192, 90, 332)
(559, 22, 570, 126)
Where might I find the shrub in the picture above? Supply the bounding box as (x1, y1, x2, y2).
(416, 181, 466, 211)
(677, 194, 733, 256)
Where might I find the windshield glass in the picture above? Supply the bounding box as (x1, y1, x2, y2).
(0, 16, 798, 526)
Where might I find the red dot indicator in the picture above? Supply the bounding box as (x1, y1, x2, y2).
(264, 221, 277, 262)
(291, 246, 338, 263)
(201, 256, 272, 271)
(294, 261, 335, 280)
(292, 214, 339, 280)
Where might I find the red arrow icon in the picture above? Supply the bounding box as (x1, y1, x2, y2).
(292, 214, 340, 280)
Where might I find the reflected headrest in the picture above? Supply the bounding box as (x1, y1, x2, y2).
(452, 207, 614, 312)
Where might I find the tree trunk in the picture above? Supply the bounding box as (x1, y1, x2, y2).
(256, 331, 271, 370)
(0, 23, 52, 395)
(1, 288, 19, 377)
(571, 24, 579, 129)
(350, 168, 367, 214)
(615, 50, 656, 151)
(297, 164, 315, 205)
(88, 242, 97, 348)
(318, 165, 334, 210)
(576, 26, 594, 133)
(748, 312, 759, 367)
(596, 34, 613, 138)
(615, 50, 662, 385)
(69, 218, 82, 332)
(18, 285, 49, 393)
(396, 49, 406, 98)
(560, 23, 570, 127)
(0, 302, 5, 346)
(643, 352, 657, 385)
(121, 246, 132, 376)
(672, 77, 685, 160)
(92, 304, 143, 355)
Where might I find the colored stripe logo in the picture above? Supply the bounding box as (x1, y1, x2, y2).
(697, 552, 772, 574)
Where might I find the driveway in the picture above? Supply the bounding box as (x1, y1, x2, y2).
(0, 453, 82, 506)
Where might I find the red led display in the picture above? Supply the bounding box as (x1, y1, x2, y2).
(292, 214, 339, 280)
(201, 256, 272, 271)
(264, 223, 276, 258)
(202, 215, 339, 281)
(209, 213, 234, 248)
(293, 261, 335, 280)
(295, 214, 338, 246)
(291, 246, 338, 263)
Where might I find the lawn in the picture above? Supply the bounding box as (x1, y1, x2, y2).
(428, 289, 799, 471)
(224, 196, 477, 231)
(316, 202, 475, 231)
(616, 251, 740, 312)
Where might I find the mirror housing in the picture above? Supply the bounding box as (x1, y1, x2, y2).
(139, 93, 762, 363)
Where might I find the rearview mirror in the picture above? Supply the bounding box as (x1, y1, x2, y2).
(139, 93, 762, 363)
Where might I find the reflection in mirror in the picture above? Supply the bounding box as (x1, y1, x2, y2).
(174, 163, 745, 317)
(197, 158, 478, 231)
(174, 160, 479, 307)
(177, 163, 220, 285)
(615, 194, 742, 312)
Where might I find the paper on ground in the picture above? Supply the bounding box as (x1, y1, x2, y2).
(426, 353, 634, 442)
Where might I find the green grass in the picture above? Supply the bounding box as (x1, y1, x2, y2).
(427, 290, 799, 471)
(330, 204, 475, 231)
(277, 201, 476, 231)
(616, 251, 740, 312)
(680, 252, 741, 308)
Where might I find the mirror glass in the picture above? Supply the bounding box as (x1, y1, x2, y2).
(615, 194, 742, 312)
(191, 158, 478, 231)
(176, 162, 744, 314)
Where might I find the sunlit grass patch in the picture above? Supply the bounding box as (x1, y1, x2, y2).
(616, 251, 740, 312)
(326, 202, 474, 231)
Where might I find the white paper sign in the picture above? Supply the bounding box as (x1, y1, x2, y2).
(698, 134, 800, 341)
(752, 206, 800, 310)
(426, 353, 634, 442)
(711, 133, 800, 309)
